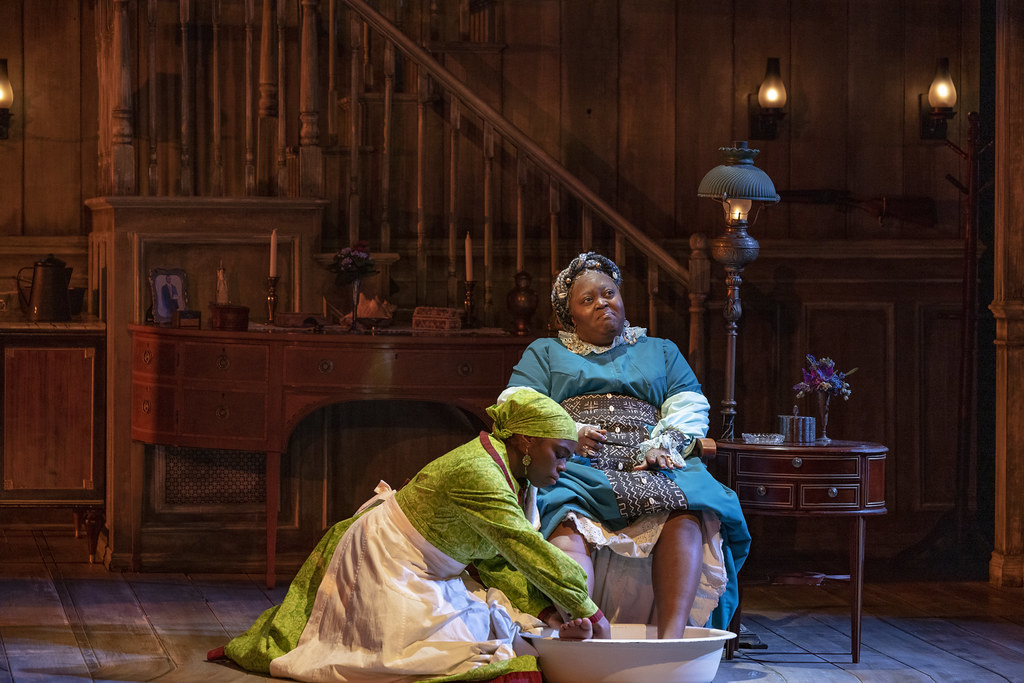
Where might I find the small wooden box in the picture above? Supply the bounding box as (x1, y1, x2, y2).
(172, 309, 202, 329)
(412, 306, 462, 332)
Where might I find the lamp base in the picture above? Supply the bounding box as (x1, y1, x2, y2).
(748, 94, 785, 140)
(920, 94, 956, 139)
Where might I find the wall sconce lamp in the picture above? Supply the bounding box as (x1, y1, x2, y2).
(0, 59, 13, 140)
(921, 57, 957, 139)
(749, 57, 787, 140)
(698, 141, 780, 438)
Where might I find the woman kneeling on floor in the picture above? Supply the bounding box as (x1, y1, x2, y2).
(211, 389, 610, 682)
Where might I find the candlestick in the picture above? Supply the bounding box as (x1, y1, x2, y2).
(464, 232, 473, 282)
(269, 229, 278, 277)
(266, 275, 279, 325)
(215, 260, 229, 305)
(463, 280, 477, 328)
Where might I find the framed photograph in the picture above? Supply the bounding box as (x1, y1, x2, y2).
(149, 268, 189, 325)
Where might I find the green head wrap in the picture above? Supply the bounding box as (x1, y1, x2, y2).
(487, 389, 578, 442)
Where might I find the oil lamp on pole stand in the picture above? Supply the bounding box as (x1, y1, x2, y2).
(698, 142, 779, 439)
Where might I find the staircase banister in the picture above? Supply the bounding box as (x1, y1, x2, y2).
(340, 0, 692, 287)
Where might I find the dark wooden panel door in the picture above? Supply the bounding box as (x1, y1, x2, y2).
(2, 345, 101, 498)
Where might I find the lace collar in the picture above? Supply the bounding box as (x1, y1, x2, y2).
(558, 324, 647, 355)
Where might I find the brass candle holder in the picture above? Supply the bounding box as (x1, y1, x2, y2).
(462, 280, 477, 328)
(266, 275, 279, 325)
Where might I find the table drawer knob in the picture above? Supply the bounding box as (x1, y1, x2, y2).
(828, 487, 839, 498)
(141, 399, 152, 414)
(792, 457, 803, 468)
(318, 359, 334, 374)
(458, 362, 473, 377)
(216, 354, 231, 370)
(756, 485, 767, 497)
(216, 405, 230, 420)
(143, 350, 153, 365)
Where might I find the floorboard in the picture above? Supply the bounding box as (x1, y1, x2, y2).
(2, 530, 1024, 682)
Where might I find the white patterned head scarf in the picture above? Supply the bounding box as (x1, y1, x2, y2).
(550, 252, 622, 332)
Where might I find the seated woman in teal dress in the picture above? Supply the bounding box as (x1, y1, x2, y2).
(500, 252, 750, 637)
(212, 389, 610, 683)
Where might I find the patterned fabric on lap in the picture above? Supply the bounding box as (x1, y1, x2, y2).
(560, 393, 688, 523)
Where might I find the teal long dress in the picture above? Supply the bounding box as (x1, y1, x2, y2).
(506, 334, 751, 630)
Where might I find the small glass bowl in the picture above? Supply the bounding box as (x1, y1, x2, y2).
(742, 432, 785, 445)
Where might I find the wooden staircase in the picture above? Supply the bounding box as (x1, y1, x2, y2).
(93, 0, 710, 375)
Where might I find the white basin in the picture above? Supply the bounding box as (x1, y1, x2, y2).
(522, 625, 735, 683)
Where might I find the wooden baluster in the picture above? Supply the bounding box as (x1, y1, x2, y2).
(483, 122, 494, 320)
(687, 233, 710, 382)
(548, 180, 560, 285)
(112, 0, 136, 195)
(347, 13, 363, 242)
(428, 0, 441, 42)
(147, 0, 158, 194)
(211, 0, 225, 195)
(448, 97, 464, 305)
(299, 0, 323, 197)
(244, 0, 256, 195)
(276, 0, 288, 195)
(362, 21, 373, 89)
(326, 0, 338, 143)
(179, 0, 193, 195)
(257, 0, 277, 195)
(647, 262, 658, 337)
(380, 39, 394, 252)
(581, 204, 593, 252)
(458, 0, 470, 41)
(515, 155, 526, 273)
(416, 73, 429, 304)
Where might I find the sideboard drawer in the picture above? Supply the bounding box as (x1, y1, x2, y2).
(283, 347, 508, 388)
(179, 388, 268, 442)
(801, 484, 859, 508)
(131, 381, 178, 442)
(736, 453, 860, 478)
(179, 342, 269, 382)
(737, 481, 795, 509)
(133, 336, 177, 377)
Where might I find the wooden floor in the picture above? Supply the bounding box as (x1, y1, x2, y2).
(2, 529, 1024, 682)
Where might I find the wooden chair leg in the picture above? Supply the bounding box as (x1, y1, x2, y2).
(725, 583, 742, 659)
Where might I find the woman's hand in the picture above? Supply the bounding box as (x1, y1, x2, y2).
(576, 426, 606, 457)
(633, 447, 684, 471)
(591, 614, 612, 639)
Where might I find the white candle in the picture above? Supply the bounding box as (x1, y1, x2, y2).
(269, 229, 278, 277)
(464, 232, 473, 282)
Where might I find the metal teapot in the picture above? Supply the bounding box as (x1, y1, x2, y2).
(17, 254, 73, 322)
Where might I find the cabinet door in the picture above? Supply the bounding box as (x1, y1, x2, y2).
(3, 346, 99, 497)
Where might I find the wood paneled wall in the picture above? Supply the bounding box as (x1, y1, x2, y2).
(0, 0, 978, 241)
(0, 0, 991, 576)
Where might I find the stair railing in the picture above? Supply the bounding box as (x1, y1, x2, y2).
(337, 0, 709, 376)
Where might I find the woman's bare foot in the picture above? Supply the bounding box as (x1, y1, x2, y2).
(558, 617, 594, 640)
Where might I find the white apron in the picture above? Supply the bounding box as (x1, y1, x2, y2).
(270, 491, 539, 682)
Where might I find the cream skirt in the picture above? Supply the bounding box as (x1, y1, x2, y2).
(270, 491, 539, 682)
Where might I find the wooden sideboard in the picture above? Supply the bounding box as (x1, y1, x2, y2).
(129, 325, 533, 586)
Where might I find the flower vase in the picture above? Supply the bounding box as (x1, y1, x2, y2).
(817, 393, 832, 444)
(349, 278, 361, 332)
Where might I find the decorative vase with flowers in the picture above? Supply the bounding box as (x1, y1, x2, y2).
(328, 241, 378, 331)
(793, 354, 857, 444)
